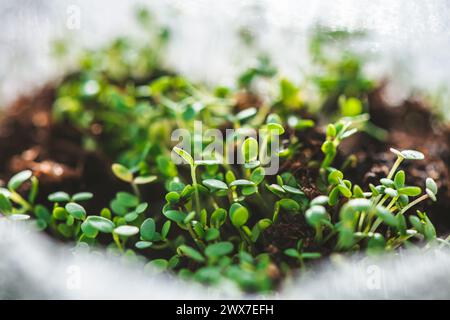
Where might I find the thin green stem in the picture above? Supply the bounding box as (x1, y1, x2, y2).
(315, 226, 323, 243)
(377, 194, 390, 207)
(387, 156, 404, 180)
(131, 183, 141, 200)
(190, 165, 201, 214)
(398, 194, 429, 215)
(10, 190, 33, 212)
(259, 134, 270, 167)
(113, 233, 124, 253)
(386, 196, 399, 211)
(369, 218, 382, 233)
(357, 211, 365, 232)
(238, 228, 253, 251)
(372, 156, 404, 206)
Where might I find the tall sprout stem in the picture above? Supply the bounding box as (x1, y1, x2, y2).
(191, 164, 201, 214)
(371, 194, 429, 233)
(131, 183, 141, 199)
(387, 156, 404, 180)
(373, 156, 404, 205)
(369, 218, 383, 233)
(386, 196, 399, 210)
(398, 194, 429, 215)
(357, 211, 366, 232)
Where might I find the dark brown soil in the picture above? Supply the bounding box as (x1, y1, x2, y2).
(263, 213, 317, 256)
(0, 85, 125, 234)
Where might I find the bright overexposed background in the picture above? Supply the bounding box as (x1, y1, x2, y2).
(0, 0, 449, 107)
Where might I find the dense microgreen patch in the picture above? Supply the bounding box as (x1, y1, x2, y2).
(1, 9, 447, 294)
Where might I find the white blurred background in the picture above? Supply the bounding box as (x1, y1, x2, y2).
(0, 0, 449, 106)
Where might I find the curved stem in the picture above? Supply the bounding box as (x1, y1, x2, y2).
(387, 156, 404, 180)
(369, 218, 382, 233)
(377, 194, 390, 207)
(386, 196, 399, 210)
(10, 190, 33, 212)
(398, 194, 429, 215)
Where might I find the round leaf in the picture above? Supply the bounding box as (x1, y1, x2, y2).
(136, 241, 153, 249)
(284, 248, 300, 258)
(203, 179, 228, 190)
(401, 150, 424, 160)
(87, 216, 115, 233)
(328, 170, 344, 185)
(399, 186, 422, 197)
(205, 228, 220, 241)
(278, 199, 300, 211)
(265, 123, 285, 135)
(305, 205, 328, 227)
(426, 178, 438, 195)
(65, 202, 86, 220)
(338, 185, 352, 198)
(112, 164, 133, 183)
(117, 192, 139, 207)
(394, 170, 405, 188)
(8, 170, 32, 190)
(426, 188, 437, 202)
(384, 188, 398, 198)
(230, 206, 249, 228)
(135, 202, 149, 214)
(211, 208, 227, 228)
(0, 194, 12, 213)
(242, 137, 259, 163)
(81, 220, 98, 238)
(311, 195, 329, 206)
(140, 218, 156, 241)
(48, 191, 70, 202)
(134, 175, 157, 185)
(114, 225, 139, 237)
(163, 210, 186, 224)
(161, 221, 171, 239)
(173, 147, 194, 166)
(347, 198, 372, 212)
(250, 167, 265, 185)
(375, 207, 397, 228)
(229, 179, 255, 187)
(282, 185, 304, 195)
(8, 214, 30, 221)
(72, 192, 93, 202)
(205, 242, 233, 258)
(178, 245, 204, 262)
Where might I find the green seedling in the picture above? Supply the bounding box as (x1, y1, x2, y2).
(112, 163, 157, 198)
(284, 240, 321, 268)
(320, 115, 368, 170)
